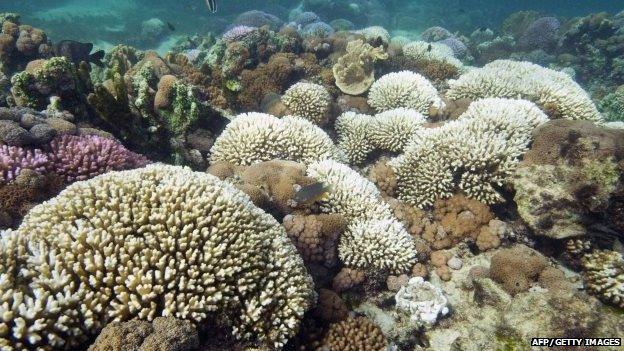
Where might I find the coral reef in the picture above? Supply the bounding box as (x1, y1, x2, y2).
(581, 250, 624, 308)
(281, 82, 331, 125)
(210, 113, 340, 166)
(367, 71, 444, 115)
(394, 277, 449, 327)
(332, 39, 388, 95)
(319, 316, 388, 351)
(0, 165, 314, 349)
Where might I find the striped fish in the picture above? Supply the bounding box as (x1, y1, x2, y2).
(205, 0, 217, 13)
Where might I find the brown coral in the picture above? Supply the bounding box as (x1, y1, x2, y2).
(319, 316, 388, 351)
(332, 267, 366, 292)
(368, 159, 397, 197)
(88, 317, 199, 351)
(283, 213, 347, 267)
(154, 74, 178, 110)
(312, 289, 349, 323)
(489, 245, 549, 295)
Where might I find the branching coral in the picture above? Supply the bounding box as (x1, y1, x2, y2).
(446, 60, 603, 122)
(0, 164, 315, 350)
(391, 98, 548, 207)
(334, 111, 374, 165)
(0, 144, 47, 184)
(320, 316, 388, 351)
(402, 41, 464, 71)
(332, 39, 388, 95)
(367, 71, 444, 115)
(210, 113, 341, 166)
(281, 82, 331, 125)
(369, 108, 427, 153)
(307, 160, 417, 273)
(581, 250, 624, 308)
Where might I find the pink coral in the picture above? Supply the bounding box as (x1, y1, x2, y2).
(0, 144, 48, 184)
(46, 134, 149, 182)
(222, 25, 257, 42)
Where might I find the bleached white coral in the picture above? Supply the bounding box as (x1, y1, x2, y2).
(368, 71, 445, 115)
(447, 60, 603, 122)
(354, 26, 390, 45)
(370, 108, 427, 152)
(0, 165, 315, 350)
(392, 98, 548, 207)
(395, 277, 450, 327)
(210, 112, 341, 166)
(307, 160, 417, 273)
(335, 112, 374, 165)
(281, 82, 331, 125)
(581, 250, 624, 308)
(402, 40, 465, 71)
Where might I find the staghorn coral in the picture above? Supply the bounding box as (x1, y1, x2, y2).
(210, 113, 341, 166)
(45, 134, 149, 182)
(0, 144, 47, 184)
(581, 250, 624, 308)
(88, 317, 199, 351)
(281, 82, 331, 125)
(0, 164, 315, 350)
(307, 160, 417, 273)
(367, 71, 444, 115)
(446, 60, 603, 122)
(319, 316, 388, 351)
(334, 111, 374, 165)
(332, 39, 388, 95)
(369, 108, 427, 153)
(391, 98, 548, 207)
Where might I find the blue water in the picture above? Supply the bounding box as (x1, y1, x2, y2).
(1, 0, 621, 51)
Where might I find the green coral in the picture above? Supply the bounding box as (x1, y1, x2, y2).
(158, 81, 200, 136)
(10, 57, 79, 110)
(599, 85, 624, 122)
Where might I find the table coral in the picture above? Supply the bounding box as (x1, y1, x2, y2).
(0, 164, 315, 350)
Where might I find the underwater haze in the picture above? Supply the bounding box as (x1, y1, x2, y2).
(1, 0, 624, 350)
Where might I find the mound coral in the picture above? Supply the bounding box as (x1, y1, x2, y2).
(0, 164, 315, 349)
(307, 160, 417, 273)
(519, 17, 561, 51)
(489, 245, 549, 295)
(281, 82, 331, 125)
(581, 250, 624, 308)
(367, 71, 444, 115)
(210, 113, 341, 166)
(420, 26, 453, 42)
(391, 98, 548, 207)
(402, 41, 464, 71)
(332, 39, 388, 95)
(320, 316, 388, 351)
(446, 60, 603, 122)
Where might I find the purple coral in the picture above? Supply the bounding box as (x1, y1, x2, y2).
(0, 145, 48, 184)
(45, 134, 150, 182)
(519, 17, 561, 51)
(222, 25, 257, 42)
(437, 37, 468, 58)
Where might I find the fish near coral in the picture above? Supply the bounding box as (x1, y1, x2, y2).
(294, 181, 330, 204)
(205, 0, 217, 13)
(52, 40, 104, 67)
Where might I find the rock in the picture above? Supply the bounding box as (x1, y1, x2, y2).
(473, 277, 512, 307)
(29, 123, 56, 144)
(19, 113, 45, 129)
(46, 117, 77, 135)
(0, 107, 20, 121)
(447, 257, 463, 270)
(88, 317, 199, 351)
(387, 274, 410, 291)
(78, 127, 114, 139)
(0, 120, 33, 146)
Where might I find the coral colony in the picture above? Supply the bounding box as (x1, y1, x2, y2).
(0, 3, 624, 351)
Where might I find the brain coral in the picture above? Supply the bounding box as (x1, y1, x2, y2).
(210, 113, 341, 166)
(0, 164, 315, 350)
(446, 60, 603, 122)
(307, 160, 417, 273)
(391, 98, 548, 207)
(367, 71, 445, 115)
(281, 82, 331, 125)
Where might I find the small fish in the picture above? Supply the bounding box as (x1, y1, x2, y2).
(166, 21, 175, 31)
(427, 44, 432, 52)
(205, 0, 217, 13)
(294, 182, 330, 204)
(52, 40, 104, 67)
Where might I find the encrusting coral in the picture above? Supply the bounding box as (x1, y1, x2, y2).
(446, 60, 603, 122)
(332, 39, 388, 95)
(581, 250, 624, 308)
(210, 112, 341, 166)
(367, 71, 444, 116)
(0, 164, 315, 350)
(281, 82, 331, 125)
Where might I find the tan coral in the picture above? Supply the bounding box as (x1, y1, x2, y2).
(489, 245, 549, 296)
(332, 268, 366, 292)
(332, 39, 388, 95)
(581, 250, 624, 308)
(283, 213, 347, 267)
(319, 316, 388, 351)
